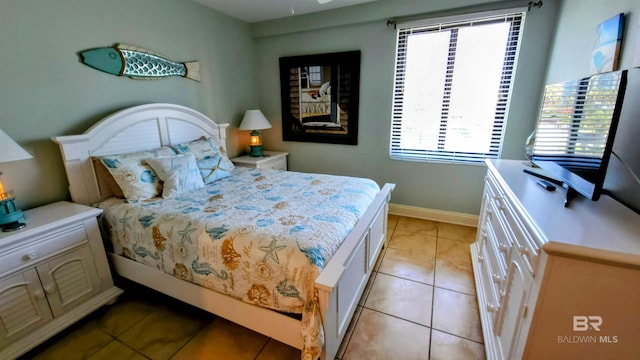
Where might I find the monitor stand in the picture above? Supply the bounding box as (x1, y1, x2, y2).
(564, 187, 577, 208)
(522, 168, 576, 208)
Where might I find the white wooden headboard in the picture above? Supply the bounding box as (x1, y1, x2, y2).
(53, 103, 230, 205)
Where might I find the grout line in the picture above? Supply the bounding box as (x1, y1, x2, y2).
(430, 328, 485, 345)
(432, 284, 476, 297)
(375, 270, 435, 287)
(429, 231, 439, 358)
(112, 340, 152, 360)
(80, 331, 117, 360)
(361, 306, 432, 330)
(252, 337, 271, 360)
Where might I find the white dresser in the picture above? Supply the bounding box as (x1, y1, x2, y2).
(0, 201, 122, 359)
(472, 159, 640, 360)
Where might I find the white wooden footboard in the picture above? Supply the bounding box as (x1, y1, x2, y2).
(316, 183, 395, 360)
(107, 182, 394, 360)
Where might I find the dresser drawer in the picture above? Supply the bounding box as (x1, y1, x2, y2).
(485, 172, 505, 201)
(487, 200, 512, 269)
(478, 244, 501, 324)
(0, 225, 88, 276)
(499, 198, 540, 275)
(485, 221, 508, 289)
(486, 172, 540, 275)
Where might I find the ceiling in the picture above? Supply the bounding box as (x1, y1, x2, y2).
(193, 0, 381, 23)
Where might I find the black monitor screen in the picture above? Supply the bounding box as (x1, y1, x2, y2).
(531, 70, 627, 200)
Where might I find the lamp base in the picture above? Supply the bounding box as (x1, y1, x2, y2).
(0, 197, 26, 231)
(2, 221, 26, 232)
(249, 145, 265, 157)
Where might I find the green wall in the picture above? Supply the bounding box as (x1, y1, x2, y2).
(0, 0, 257, 210)
(8, 0, 619, 217)
(545, 0, 640, 84)
(253, 0, 560, 215)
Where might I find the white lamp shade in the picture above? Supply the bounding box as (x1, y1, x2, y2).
(0, 128, 32, 163)
(239, 110, 272, 131)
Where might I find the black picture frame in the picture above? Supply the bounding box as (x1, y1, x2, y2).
(279, 50, 360, 145)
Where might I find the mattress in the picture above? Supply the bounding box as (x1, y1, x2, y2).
(95, 166, 379, 353)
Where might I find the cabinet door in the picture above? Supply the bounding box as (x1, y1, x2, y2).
(0, 269, 53, 346)
(36, 245, 102, 317)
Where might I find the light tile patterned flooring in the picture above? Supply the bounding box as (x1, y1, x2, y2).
(21, 215, 485, 360)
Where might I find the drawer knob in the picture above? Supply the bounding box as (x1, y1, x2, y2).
(34, 290, 45, 299)
(518, 246, 529, 255)
(498, 243, 508, 252)
(487, 303, 499, 312)
(492, 273, 504, 283)
(44, 284, 57, 294)
(25, 252, 38, 260)
(478, 255, 484, 263)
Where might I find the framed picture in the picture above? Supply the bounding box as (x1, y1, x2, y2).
(279, 51, 360, 145)
(590, 13, 624, 74)
(634, 27, 640, 68)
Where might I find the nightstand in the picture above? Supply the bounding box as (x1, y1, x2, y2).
(231, 151, 289, 170)
(0, 201, 123, 359)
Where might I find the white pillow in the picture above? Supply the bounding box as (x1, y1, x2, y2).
(100, 147, 175, 202)
(144, 154, 205, 198)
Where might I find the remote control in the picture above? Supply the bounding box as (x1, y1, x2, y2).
(537, 179, 556, 191)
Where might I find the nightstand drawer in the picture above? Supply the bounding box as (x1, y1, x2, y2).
(0, 225, 87, 276)
(261, 157, 287, 170)
(231, 151, 288, 170)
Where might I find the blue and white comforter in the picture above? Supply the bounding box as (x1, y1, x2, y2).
(95, 167, 379, 359)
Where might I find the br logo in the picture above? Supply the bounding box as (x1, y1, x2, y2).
(573, 316, 602, 331)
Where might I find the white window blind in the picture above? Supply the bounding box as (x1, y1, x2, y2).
(390, 10, 526, 164)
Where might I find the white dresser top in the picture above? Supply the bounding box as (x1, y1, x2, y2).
(0, 201, 102, 250)
(488, 159, 640, 267)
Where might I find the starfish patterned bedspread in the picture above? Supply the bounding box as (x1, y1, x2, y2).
(95, 167, 380, 359)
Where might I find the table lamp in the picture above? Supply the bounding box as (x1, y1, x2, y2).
(238, 110, 272, 157)
(0, 128, 33, 232)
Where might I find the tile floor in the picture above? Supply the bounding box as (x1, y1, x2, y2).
(20, 215, 485, 360)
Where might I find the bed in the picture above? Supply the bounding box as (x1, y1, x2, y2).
(53, 103, 394, 360)
(300, 82, 341, 128)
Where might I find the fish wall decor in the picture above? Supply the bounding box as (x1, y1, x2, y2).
(79, 44, 200, 81)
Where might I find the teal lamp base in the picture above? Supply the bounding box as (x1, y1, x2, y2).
(0, 197, 26, 232)
(249, 145, 265, 157)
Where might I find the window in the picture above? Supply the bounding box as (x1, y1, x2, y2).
(308, 66, 323, 86)
(390, 10, 526, 163)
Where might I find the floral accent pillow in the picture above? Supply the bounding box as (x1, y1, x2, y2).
(144, 154, 205, 198)
(100, 147, 175, 202)
(170, 137, 235, 183)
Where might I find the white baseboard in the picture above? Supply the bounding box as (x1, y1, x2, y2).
(389, 203, 479, 227)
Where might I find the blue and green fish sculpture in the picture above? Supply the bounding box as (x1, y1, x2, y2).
(80, 44, 200, 81)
